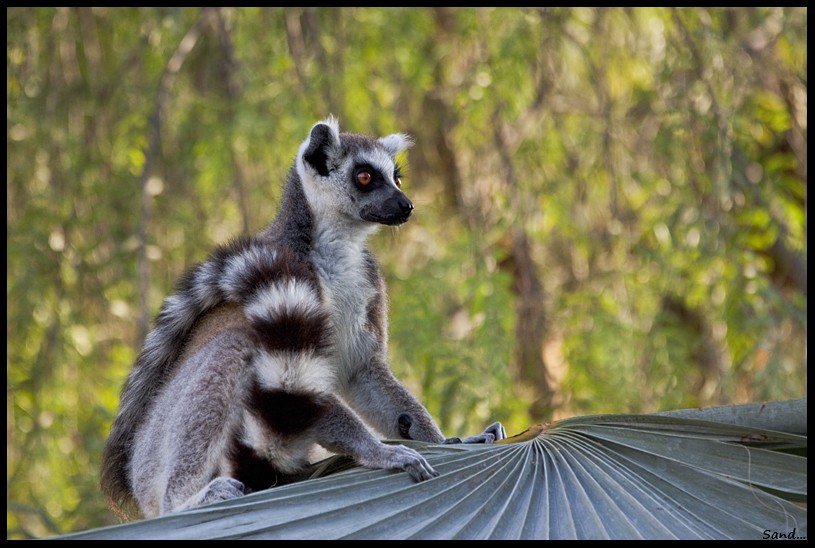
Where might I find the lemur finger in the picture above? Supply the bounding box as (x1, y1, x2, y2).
(460, 433, 495, 444)
(379, 444, 438, 482)
(447, 422, 508, 444)
(484, 421, 507, 441)
(445, 433, 495, 444)
(404, 458, 439, 482)
(463, 422, 507, 443)
(456, 422, 507, 443)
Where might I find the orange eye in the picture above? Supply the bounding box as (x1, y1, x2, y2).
(394, 176, 402, 188)
(357, 171, 372, 186)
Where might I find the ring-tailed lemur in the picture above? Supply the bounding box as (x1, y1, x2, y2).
(101, 117, 506, 519)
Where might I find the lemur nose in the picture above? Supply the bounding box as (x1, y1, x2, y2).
(400, 197, 414, 217)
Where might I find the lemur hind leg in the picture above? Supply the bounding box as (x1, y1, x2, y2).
(131, 320, 255, 517)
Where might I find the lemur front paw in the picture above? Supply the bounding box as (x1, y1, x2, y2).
(367, 443, 439, 482)
(443, 421, 507, 444)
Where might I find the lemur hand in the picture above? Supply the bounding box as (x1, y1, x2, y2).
(443, 422, 507, 444)
(364, 443, 439, 482)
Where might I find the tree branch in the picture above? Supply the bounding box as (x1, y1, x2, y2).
(136, 7, 216, 342)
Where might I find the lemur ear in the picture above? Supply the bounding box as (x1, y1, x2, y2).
(378, 133, 414, 157)
(303, 117, 341, 176)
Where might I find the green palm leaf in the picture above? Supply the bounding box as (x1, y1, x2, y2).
(61, 400, 806, 540)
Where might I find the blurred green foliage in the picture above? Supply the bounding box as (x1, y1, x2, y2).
(7, 7, 806, 539)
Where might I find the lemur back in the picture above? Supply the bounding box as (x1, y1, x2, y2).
(100, 117, 505, 519)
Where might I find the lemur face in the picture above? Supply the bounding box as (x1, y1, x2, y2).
(298, 118, 414, 227)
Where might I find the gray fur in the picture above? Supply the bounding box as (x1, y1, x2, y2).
(101, 118, 505, 519)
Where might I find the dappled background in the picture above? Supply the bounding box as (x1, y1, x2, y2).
(6, 7, 807, 538)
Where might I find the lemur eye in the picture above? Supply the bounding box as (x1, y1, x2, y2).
(394, 176, 402, 188)
(356, 171, 372, 186)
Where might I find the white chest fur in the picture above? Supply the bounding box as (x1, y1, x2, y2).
(310, 224, 378, 378)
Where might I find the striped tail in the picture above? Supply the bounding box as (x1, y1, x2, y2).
(220, 245, 336, 470)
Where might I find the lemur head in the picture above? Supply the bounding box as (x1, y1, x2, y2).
(296, 116, 414, 228)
